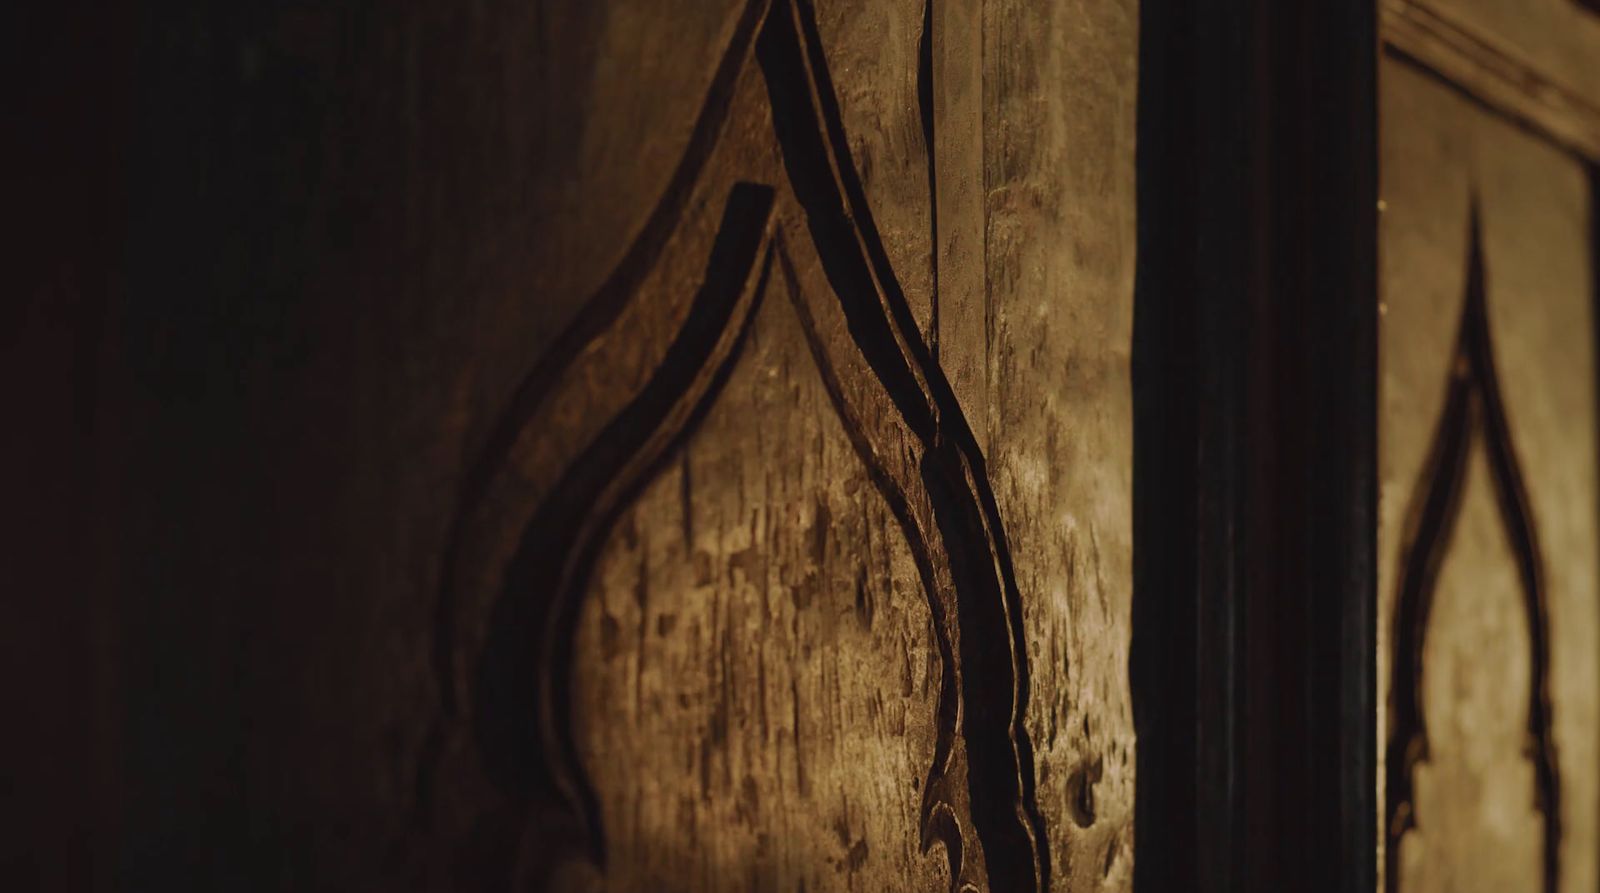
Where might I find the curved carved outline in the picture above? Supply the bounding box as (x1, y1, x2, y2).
(1385, 203, 1560, 893)
(432, 0, 1055, 889)
(917, 0, 940, 358)
(476, 184, 777, 877)
(776, 239, 969, 880)
(758, 2, 1048, 886)
(432, 0, 774, 722)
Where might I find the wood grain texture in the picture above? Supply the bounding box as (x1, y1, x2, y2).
(1384, 209, 1560, 893)
(980, 1, 1138, 888)
(84, 0, 1133, 888)
(1403, 438, 1546, 893)
(1389, 0, 1600, 104)
(1379, 57, 1600, 893)
(425, 0, 1136, 890)
(1381, 0, 1600, 162)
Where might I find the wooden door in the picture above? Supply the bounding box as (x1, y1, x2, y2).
(56, 0, 1139, 890)
(1379, 2, 1600, 890)
(431, 1, 1140, 889)
(56, 0, 1600, 891)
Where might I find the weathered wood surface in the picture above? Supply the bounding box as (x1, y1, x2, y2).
(1380, 0, 1600, 162)
(94, 0, 1136, 890)
(430, 1, 1138, 889)
(1379, 56, 1600, 893)
(1388, 0, 1600, 102)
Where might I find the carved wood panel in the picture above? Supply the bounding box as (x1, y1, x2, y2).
(1379, 53, 1600, 893)
(420, 0, 1137, 890)
(1385, 0, 1600, 103)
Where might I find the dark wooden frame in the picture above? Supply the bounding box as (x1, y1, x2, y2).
(1132, 2, 1378, 891)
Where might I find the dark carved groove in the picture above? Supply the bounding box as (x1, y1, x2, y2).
(474, 184, 775, 882)
(759, 1, 1048, 888)
(918, 0, 940, 359)
(1471, 216, 1561, 893)
(432, 0, 772, 718)
(1385, 205, 1560, 893)
(1384, 284, 1475, 893)
(434, 0, 1055, 888)
(777, 240, 965, 880)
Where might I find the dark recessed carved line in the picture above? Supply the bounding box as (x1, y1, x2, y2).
(1385, 206, 1561, 893)
(760, 2, 1049, 887)
(918, 0, 940, 360)
(789, 0, 937, 381)
(433, 1, 1058, 886)
(1463, 218, 1561, 893)
(776, 12, 1047, 868)
(432, 0, 772, 717)
(759, 7, 936, 441)
(776, 238, 964, 877)
(471, 184, 776, 885)
(1384, 313, 1475, 893)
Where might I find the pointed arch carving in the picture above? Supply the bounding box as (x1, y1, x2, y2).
(425, 0, 1058, 889)
(1384, 204, 1561, 893)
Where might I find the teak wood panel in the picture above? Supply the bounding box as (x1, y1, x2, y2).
(1379, 57, 1600, 893)
(422, 0, 1138, 891)
(1398, 0, 1600, 101)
